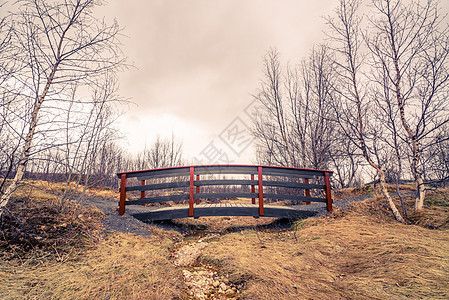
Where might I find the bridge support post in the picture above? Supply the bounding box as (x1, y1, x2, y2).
(140, 180, 145, 199)
(119, 174, 127, 216)
(196, 174, 200, 204)
(251, 174, 255, 204)
(140, 180, 146, 206)
(324, 172, 333, 212)
(304, 178, 311, 205)
(189, 167, 195, 217)
(258, 166, 264, 216)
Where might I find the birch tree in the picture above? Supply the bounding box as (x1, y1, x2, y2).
(0, 0, 125, 217)
(0, 5, 23, 196)
(366, 0, 449, 210)
(326, 0, 406, 222)
(326, 0, 448, 220)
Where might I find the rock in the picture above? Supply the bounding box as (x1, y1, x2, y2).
(219, 282, 227, 290)
(213, 281, 220, 287)
(173, 242, 208, 267)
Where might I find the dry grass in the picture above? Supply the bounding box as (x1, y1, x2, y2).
(12, 179, 121, 200)
(1, 181, 183, 300)
(2, 180, 448, 299)
(345, 187, 449, 230)
(0, 232, 183, 299)
(172, 216, 282, 233)
(409, 207, 449, 230)
(0, 192, 104, 263)
(201, 212, 449, 299)
(332, 182, 417, 201)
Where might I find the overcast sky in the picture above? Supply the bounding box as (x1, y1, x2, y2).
(101, 0, 448, 165)
(104, 0, 342, 164)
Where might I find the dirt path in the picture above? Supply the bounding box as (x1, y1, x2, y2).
(79, 196, 155, 236)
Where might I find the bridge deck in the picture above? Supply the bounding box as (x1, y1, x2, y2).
(131, 203, 318, 221)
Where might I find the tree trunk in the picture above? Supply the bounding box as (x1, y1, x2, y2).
(363, 149, 405, 223)
(415, 177, 426, 210)
(386, 3, 425, 211)
(0, 64, 58, 217)
(379, 170, 405, 223)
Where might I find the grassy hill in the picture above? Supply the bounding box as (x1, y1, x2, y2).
(1, 180, 448, 299)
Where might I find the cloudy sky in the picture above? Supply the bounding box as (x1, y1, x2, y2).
(101, 0, 343, 163)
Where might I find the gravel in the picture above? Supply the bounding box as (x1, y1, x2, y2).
(290, 194, 374, 217)
(79, 196, 155, 236)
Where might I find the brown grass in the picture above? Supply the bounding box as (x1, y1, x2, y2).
(13, 179, 121, 200)
(0, 191, 104, 263)
(201, 211, 449, 299)
(1, 180, 448, 299)
(332, 182, 418, 201)
(0, 232, 183, 299)
(172, 216, 282, 233)
(345, 187, 449, 230)
(1, 182, 183, 299)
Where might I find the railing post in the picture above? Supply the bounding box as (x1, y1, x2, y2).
(304, 178, 311, 205)
(258, 166, 264, 216)
(140, 180, 145, 199)
(196, 174, 200, 204)
(251, 174, 255, 204)
(119, 174, 127, 216)
(324, 172, 333, 212)
(140, 179, 146, 206)
(189, 167, 195, 217)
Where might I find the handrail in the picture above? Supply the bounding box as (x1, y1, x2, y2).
(117, 164, 333, 177)
(117, 164, 333, 217)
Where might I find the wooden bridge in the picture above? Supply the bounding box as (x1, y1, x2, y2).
(117, 165, 333, 221)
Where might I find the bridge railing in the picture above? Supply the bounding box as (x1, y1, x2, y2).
(117, 165, 333, 217)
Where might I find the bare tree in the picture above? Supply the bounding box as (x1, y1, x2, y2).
(0, 5, 24, 195)
(421, 125, 449, 186)
(253, 49, 293, 166)
(93, 141, 127, 188)
(328, 137, 362, 188)
(369, 66, 409, 216)
(366, 0, 449, 210)
(58, 73, 122, 203)
(326, 0, 406, 222)
(142, 134, 183, 169)
(0, 0, 126, 217)
(252, 47, 339, 172)
(294, 46, 338, 170)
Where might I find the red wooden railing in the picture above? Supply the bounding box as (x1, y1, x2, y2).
(117, 164, 333, 217)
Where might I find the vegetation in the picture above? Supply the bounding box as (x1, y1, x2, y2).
(0, 0, 446, 224)
(251, 0, 449, 222)
(1, 181, 448, 299)
(0, 1, 448, 297)
(0, 0, 184, 217)
(0, 181, 183, 299)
